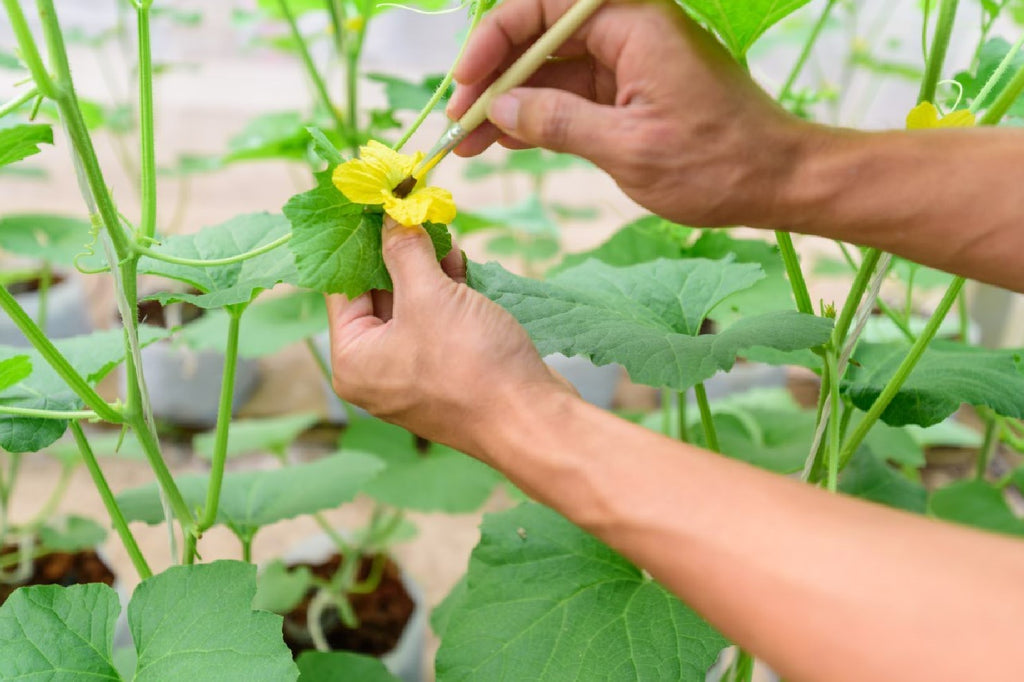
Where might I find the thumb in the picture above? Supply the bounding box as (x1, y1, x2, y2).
(381, 216, 444, 293)
(487, 87, 617, 160)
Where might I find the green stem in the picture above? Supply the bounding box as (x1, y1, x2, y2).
(132, 233, 291, 267)
(348, 552, 386, 594)
(278, 0, 346, 138)
(976, 414, 999, 479)
(241, 534, 253, 563)
(135, 2, 157, 240)
(918, 0, 959, 104)
(393, 0, 488, 151)
(836, 242, 915, 342)
(676, 391, 689, 443)
(0, 287, 123, 423)
(970, 32, 1024, 114)
(198, 311, 242, 532)
(2, 0, 57, 98)
(979, 59, 1024, 124)
(325, 0, 345, 55)
(778, 0, 839, 102)
(35, 262, 50, 330)
(0, 406, 97, 420)
(70, 423, 151, 579)
(0, 86, 39, 119)
(775, 232, 814, 315)
(345, 45, 362, 155)
(839, 277, 966, 468)
(832, 248, 881, 348)
(693, 383, 719, 453)
(314, 512, 353, 556)
(826, 353, 842, 493)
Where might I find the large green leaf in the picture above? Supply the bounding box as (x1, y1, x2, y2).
(0, 123, 52, 168)
(344, 418, 502, 513)
(0, 327, 166, 453)
(453, 194, 559, 237)
(223, 111, 309, 163)
(285, 176, 452, 297)
(38, 515, 108, 552)
(435, 503, 727, 680)
(681, 0, 813, 57)
(180, 291, 327, 358)
(367, 73, 448, 112)
(470, 258, 832, 391)
(193, 412, 319, 459)
(298, 651, 400, 681)
(0, 355, 31, 391)
(0, 562, 297, 681)
(929, 479, 1024, 536)
(117, 452, 383, 537)
(550, 215, 692, 275)
(838, 449, 927, 513)
(254, 559, 313, 614)
(842, 341, 1024, 427)
(0, 214, 92, 265)
(138, 213, 297, 309)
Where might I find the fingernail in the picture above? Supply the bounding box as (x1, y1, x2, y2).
(382, 216, 401, 232)
(489, 93, 520, 131)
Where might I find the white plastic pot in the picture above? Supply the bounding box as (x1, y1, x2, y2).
(120, 340, 261, 428)
(282, 533, 427, 682)
(0, 274, 92, 346)
(544, 353, 622, 410)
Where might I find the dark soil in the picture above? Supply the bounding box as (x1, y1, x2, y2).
(282, 553, 415, 658)
(134, 296, 204, 328)
(0, 545, 116, 604)
(8, 273, 67, 296)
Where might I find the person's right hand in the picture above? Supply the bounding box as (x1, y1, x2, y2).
(447, 0, 816, 229)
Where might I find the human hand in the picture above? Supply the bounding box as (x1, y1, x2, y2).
(325, 218, 574, 458)
(447, 0, 814, 228)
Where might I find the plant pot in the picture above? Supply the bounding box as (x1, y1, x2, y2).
(700, 362, 788, 402)
(281, 533, 427, 682)
(0, 272, 92, 346)
(544, 353, 622, 409)
(118, 298, 261, 428)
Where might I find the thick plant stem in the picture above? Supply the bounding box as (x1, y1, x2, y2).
(394, 0, 489, 151)
(826, 353, 842, 493)
(693, 383, 719, 452)
(278, 0, 346, 138)
(832, 249, 882, 348)
(71, 422, 152, 579)
(2, 0, 57, 98)
(135, 2, 157, 240)
(0, 287, 122, 423)
(676, 391, 689, 443)
(840, 277, 966, 467)
(133, 233, 291, 267)
(976, 415, 999, 479)
(918, 0, 960, 104)
(0, 86, 39, 119)
(198, 311, 243, 532)
(777, 0, 839, 102)
(0, 406, 96, 420)
(345, 45, 362, 155)
(775, 232, 814, 315)
(979, 60, 1024, 124)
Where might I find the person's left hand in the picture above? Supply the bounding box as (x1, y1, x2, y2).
(325, 217, 575, 458)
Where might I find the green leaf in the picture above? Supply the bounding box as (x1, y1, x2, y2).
(838, 449, 927, 513)
(193, 412, 319, 459)
(306, 126, 344, 165)
(138, 212, 297, 309)
(254, 559, 313, 614)
(180, 291, 327, 358)
(549, 215, 692, 275)
(129, 562, 297, 680)
(0, 355, 31, 391)
(929, 480, 1024, 536)
(285, 179, 452, 297)
(469, 258, 832, 391)
(117, 452, 384, 537)
(344, 418, 502, 513)
(858, 417, 925, 467)
(0, 123, 53, 168)
(842, 341, 1024, 427)
(0, 562, 296, 680)
(435, 503, 727, 680)
(464, 148, 586, 180)
(38, 515, 107, 552)
(0, 49, 22, 70)
(224, 111, 310, 163)
(954, 37, 1024, 118)
(681, 0, 813, 57)
(0, 582, 121, 679)
(0, 327, 167, 453)
(297, 651, 401, 681)
(0, 214, 92, 265)
(453, 194, 558, 237)
(367, 73, 449, 111)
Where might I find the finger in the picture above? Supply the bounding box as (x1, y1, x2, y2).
(498, 135, 533, 150)
(325, 292, 374, 329)
(487, 87, 621, 162)
(454, 122, 503, 157)
(380, 216, 446, 307)
(440, 243, 468, 284)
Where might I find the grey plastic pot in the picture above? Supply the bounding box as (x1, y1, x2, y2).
(544, 353, 622, 409)
(282, 533, 427, 682)
(0, 273, 92, 346)
(120, 340, 261, 428)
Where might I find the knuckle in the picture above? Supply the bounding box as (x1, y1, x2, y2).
(536, 97, 574, 148)
(384, 228, 429, 257)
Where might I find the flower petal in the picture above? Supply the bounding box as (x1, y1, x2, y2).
(938, 109, 976, 128)
(383, 185, 457, 227)
(906, 102, 941, 129)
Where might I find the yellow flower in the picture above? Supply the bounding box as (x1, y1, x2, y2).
(344, 16, 365, 33)
(332, 140, 457, 227)
(906, 102, 976, 129)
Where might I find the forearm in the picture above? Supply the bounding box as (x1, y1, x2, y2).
(477, 390, 1024, 682)
(773, 124, 1024, 292)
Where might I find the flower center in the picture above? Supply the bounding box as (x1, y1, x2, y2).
(392, 175, 417, 199)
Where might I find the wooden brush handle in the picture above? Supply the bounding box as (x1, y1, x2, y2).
(458, 0, 607, 133)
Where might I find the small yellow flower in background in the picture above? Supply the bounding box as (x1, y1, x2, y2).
(344, 16, 365, 33)
(906, 102, 976, 129)
(332, 140, 457, 227)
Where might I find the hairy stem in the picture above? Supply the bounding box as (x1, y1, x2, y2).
(918, 0, 959, 104)
(278, 0, 346, 138)
(0, 86, 39, 119)
(133, 233, 291, 267)
(775, 232, 814, 315)
(135, 2, 157, 240)
(2, 0, 57, 98)
(693, 383, 719, 453)
(778, 0, 839, 102)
